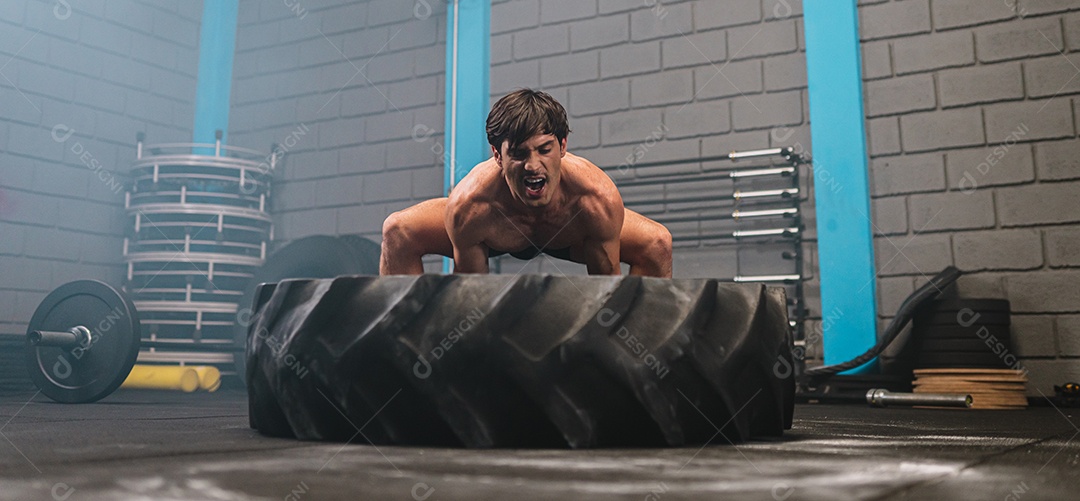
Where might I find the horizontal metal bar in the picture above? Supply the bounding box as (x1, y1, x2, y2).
(606, 151, 804, 178)
(140, 142, 266, 158)
(632, 191, 803, 209)
(867, 389, 972, 409)
(603, 153, 729, 173)
(124, 251, 264, 266)
(132, 157, 267, 172)
(733, 188, 799, 200)
(733, 274, 802, 283)
(649, 214, 730, 225)
(128, 191, 264, 205)
(129, 268, 253, 278)
(130, 203, 271, 220)
(615, 167, 799, 189)
(728, 147, 790, 161)
(130, 237, 263, 247)
(732, 227, 800, 238)
(132, 301, 239, 313)
(138, 319, 235, 327)
(644, 207, 798, 225)
(631, 196, 801, 219)
(134, 287, 243, 295)
(671, 229, 801, 243)
(729, 166, 796, 179)
(617, 172, 737, 188)
(732, 208, 798, 220)
(130, 226, 269, 238)
(29, 327, 88, 348)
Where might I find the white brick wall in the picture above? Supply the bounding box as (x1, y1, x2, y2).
(0, 0, 198, 336)
(859, 0, 1080, 392)
(230, 0, 446, 254)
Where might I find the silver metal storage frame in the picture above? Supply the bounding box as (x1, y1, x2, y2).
(124, 133, 275, 374)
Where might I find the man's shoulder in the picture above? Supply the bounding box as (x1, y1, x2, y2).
(446, 170, 497, 235)
(562, 153, 623, 233)
(565, 154, 620, 204)
(448, 159, 497, 203)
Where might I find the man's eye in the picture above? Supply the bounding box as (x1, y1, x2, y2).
(539, 149, 550, 155)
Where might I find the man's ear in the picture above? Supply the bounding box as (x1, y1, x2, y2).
(559, 137, 567, 157)
(491, 145, 501, 164)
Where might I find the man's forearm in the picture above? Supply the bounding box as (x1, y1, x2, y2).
(452, 244, 490, 274)
(584, 240, 621, 275)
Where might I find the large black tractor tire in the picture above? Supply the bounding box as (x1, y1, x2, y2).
(247, 274, 795, 448)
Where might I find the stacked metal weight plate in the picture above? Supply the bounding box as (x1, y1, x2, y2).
(123, 136, 273, 375)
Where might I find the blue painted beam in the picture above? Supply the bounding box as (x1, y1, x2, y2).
(443, 0, 491, 272)
(192, 0, 239, 154)
(444, 0, 491, 190)
(803, 0, 878, 373)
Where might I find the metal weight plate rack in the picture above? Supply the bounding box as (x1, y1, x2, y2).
(123, 132, 275, 375)
(615, 147, 811, 352)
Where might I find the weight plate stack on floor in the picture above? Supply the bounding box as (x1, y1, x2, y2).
(246, 275, 795, 448)
(911, 299, 1013, 370)
(123, 137, 273, 376)
(913, 368, 1029, 410)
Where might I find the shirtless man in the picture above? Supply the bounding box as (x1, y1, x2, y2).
(380, 89, 672, 277)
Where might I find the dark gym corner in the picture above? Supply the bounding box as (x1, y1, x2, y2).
(2, 0, 1080, 500)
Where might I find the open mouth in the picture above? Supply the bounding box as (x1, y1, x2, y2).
(523, 176, 547, 198)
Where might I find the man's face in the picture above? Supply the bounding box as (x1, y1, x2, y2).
(494, 133, 566, 208)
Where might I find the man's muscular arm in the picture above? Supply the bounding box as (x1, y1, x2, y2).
(579, 191, 624, 275)
(445, 195, 490, 274)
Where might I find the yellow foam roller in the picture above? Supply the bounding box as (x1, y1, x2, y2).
(192, 366, 221, 392)
(121, 365, 198, 392)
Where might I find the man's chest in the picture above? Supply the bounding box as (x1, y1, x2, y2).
(483, 209, 586, 250)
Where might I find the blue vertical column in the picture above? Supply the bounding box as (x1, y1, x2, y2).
(443, 0, 491, 271)
(192, 0, 240, 153)
(444, 0, 491, 190)
(803, 1, 878, 372)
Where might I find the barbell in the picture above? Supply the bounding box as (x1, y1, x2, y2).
(23, 280, 230, 403)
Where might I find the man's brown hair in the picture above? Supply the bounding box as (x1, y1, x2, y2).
(486, 88, 571, 151)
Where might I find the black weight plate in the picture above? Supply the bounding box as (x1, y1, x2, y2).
(24, 280, 141, 403)
(913, 361, 1007, 369)
(338, 234, 382, 274)
(917, 298, 1010, 313)
(915, 351, 1011, 368)
(920, 338, 1007, 352)
(915, 325, 1011, 340)
(914, 310, 1010, 326)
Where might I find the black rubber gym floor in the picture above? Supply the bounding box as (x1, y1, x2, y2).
(0, 389, 1076, 500)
